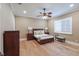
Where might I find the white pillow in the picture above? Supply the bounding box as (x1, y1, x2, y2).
(39, 30, 44, 34)
(34, 31, 40, 35)
(34, 30, 44, 35)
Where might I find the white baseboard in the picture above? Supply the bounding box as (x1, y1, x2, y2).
(20, 38, 27, 41)
(66, 40, 79, 46)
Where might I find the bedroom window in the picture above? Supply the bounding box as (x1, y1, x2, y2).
(54, 17, 72, 34)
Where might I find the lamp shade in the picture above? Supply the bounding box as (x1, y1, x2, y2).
(45, 27, 48, 30)
(42, 16, 47, 19)
(28, 27, 32, 30)
(28, 27, 32, 33)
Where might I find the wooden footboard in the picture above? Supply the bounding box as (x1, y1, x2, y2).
(36, 38, 54, 45)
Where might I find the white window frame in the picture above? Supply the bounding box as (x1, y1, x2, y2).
(54, 17, 72, 34)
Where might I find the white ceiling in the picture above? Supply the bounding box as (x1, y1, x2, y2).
(10, 3, 79, 18)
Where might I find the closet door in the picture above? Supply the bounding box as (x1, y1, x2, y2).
(3, 31, 19, 56)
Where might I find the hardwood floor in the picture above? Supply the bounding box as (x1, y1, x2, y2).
(20, 39, 79, 56)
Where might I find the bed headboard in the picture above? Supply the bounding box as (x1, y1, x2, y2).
(33, 29, 45, 35)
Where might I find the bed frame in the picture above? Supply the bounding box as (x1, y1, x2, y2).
(33, 29, 54, 44)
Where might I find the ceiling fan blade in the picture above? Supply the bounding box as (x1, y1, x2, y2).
(48, 12, 52, 14)
(40, 12, 42, 14)
(47, 14, 52, 17)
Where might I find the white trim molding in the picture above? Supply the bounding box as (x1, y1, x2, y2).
(66, 40, 79, 46)
(20, 38, 27, 41)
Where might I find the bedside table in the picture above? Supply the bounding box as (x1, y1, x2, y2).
(27, 33, 33, 40)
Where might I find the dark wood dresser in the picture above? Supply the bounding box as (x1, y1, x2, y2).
(3, 31, 19, 56)
(27, 33, 33, 40)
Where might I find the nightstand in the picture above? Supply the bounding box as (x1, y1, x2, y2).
(27, 33, 33, 40)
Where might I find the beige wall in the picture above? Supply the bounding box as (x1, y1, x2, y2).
(15, 16, 48, 39)
(47, 19, 54, 35)
(0, 4, 15, 53)
(48, 11, 79, 42)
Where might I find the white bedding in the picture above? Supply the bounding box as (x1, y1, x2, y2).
(34, 34, 54, 41)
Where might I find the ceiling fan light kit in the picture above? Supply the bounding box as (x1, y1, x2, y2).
(37, 8, 52, 19)
(42, 16, 48, 19)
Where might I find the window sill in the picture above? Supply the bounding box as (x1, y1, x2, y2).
(54, 32, 72, 35)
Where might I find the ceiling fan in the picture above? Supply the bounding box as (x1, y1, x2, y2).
(37, 8, 52, 19)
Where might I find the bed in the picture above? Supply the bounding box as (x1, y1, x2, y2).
(33, 29, 54, 44)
